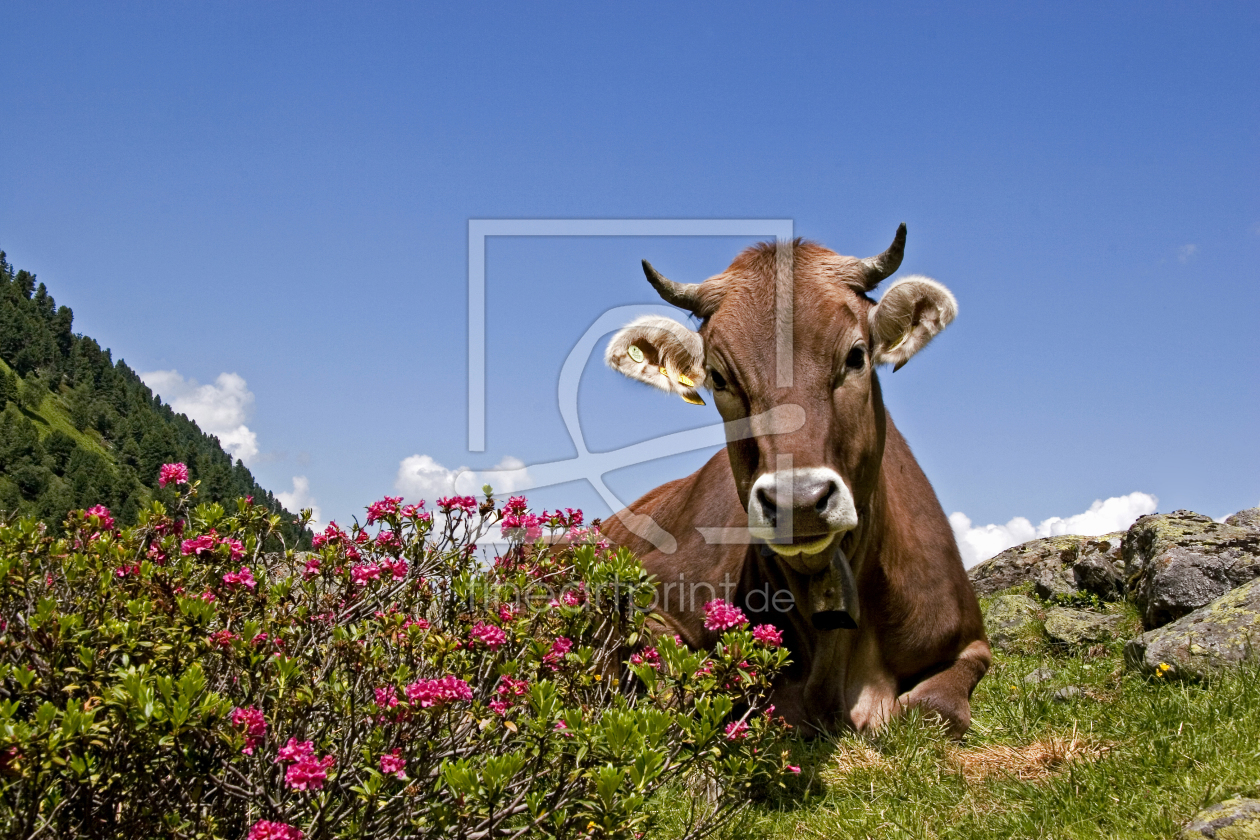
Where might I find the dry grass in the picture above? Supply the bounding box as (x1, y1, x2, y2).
(948, 733, 1111, 783)
(820, 731, 1111, 788)
(819, 739, 890, 782)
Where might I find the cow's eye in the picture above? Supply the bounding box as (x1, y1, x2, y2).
(845, 346, 866, 370)
(708, 368, 728, 391)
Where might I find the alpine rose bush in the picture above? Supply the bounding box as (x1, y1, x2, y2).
(0, 467, 794, 839)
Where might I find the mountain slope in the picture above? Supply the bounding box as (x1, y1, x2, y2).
(0, 248, 308, 545)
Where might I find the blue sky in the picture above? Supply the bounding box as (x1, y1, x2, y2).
(2, 2, 1257, 562)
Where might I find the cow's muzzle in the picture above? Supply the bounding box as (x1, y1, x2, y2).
(808, 544, 860, 631)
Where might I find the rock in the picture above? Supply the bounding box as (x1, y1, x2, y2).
(1125, 576, 1260, 680)
(1226, 508, 1260, 533)
(969, 533, 1125, 601)
(1024, 667, 1056, 684)
(1052, 686, 1082, 703)
(1073, 551, 1124, 601)
(984, 594, 1042, 652)
(1180, 797, 1260, 839)
(1125, 510, 1260, 630)
(1043, 607, 1122, 646)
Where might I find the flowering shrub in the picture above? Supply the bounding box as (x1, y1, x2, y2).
(0, 468, 795, 838)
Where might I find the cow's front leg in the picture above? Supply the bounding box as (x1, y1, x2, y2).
(896, 640, 991, 738)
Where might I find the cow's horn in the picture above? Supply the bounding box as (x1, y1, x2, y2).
(856, 223, 907, 291)
(642, 260, 704, 313)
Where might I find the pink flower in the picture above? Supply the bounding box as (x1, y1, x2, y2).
(437, 495, 478, 515)
(470, 622, 507, 650)
(311, 521, 348, 548)
(375, 530, 401, 551)
(501, 510, 543, 541)
(404, 675, 473, 708)
(629, 647, 660, 669)
(231, 706, 266, 754)
(382, 557, 408, 580)
(285, 753, 335, 790)
(248, 820, 303, 840)
(489, 700, 510, 716)
(496, 675, 529, 698)
(379, 748, 406, 779)
(560, 589, 582, 607)
(303, 556, 322, 578)
(554, 719, 574, 737)
(182, 534, 217, 557)
(787, 765, 801, 774)
(158, 462, 189, 487)
(374, 687, 400, 709)
(366, 496, 402, 524)
(724, 720, 749, 740)
(210, 629, 236, 647)
(543, 636, 572, 670)
(275, 737, 315, 764)
(85, 505, 115, 530)
(498, 603, 519, 623)
(703, 600, 748, 632)
(350, 562, 381, 586)
(401, 502, 425, 518)
(223, 567, 257, 590)
(752, 624, 783, 648)
(222, 538, 245, 562)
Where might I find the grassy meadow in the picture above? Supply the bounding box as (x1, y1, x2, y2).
(655, 595, 1260, 840)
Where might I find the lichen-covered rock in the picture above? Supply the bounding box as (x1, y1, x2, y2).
(1180, 797, 1260, 839)
(1124, 510, 1260, 630)
(1043, 607, 1122, 646)
(1024, 667, 1056, 684)
(1226, 508, 1260, 533)
(1052, 685, 1082, 703)
(968, 533, 1124, 600)
(1125, 576, 1260, 680)
(983, 594, 1042, 652)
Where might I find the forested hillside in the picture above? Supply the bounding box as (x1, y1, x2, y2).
(0, 249, 308, 544)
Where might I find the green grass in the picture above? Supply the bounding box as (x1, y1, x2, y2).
(654, 611, 1260, 839)
(2, 356, 111, 459)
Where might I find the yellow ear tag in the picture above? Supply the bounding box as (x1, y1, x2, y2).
(659, 366, 669, 378)
(627, 345, 644, 363)
(681, 391, 706, 406)
(677, 373, 695, 387)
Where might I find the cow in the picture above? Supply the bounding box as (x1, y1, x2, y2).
(600, 226, 990, 737)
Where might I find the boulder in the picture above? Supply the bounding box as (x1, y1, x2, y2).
(1051, 686, 1082, 703)
(1043, 607, 1122, 646)
(968, 533, 1125, 601)
(1180, 797, 1260, 839)
(1024, 667, 1056, 684)
(1124, 511, 1260, 630)
(1124, 576, 1260, 680)
(984, 594, 1042, 652)
(1226, 507, 1260, 533)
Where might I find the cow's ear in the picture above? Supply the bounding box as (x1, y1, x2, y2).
(606, 315, 707, 405)
(869, 275, 957, 371)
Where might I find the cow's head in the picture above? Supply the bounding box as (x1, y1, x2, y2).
(607, 226, 956, 624)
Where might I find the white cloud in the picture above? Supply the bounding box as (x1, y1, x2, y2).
(276, 476, 323, 530)
(394, 454, 533, 502)
(142, 370, 259, 465)
(1178, 243, 1198, 263)
(950, 491, 1158, 568)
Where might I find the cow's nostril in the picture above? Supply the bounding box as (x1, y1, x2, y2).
(814, 483, 836, 513)
(756, 487, 778, 526)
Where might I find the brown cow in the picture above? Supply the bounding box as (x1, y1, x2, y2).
(600, 226, 990, 737)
